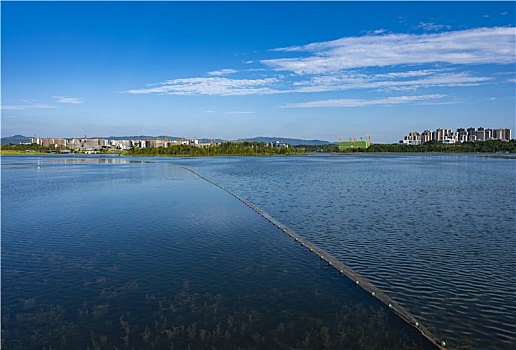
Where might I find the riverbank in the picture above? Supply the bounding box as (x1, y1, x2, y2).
(0, 150, 49, 156)
(2, 139, 514, 157)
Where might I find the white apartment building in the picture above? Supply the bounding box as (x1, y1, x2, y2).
(401, 127, 512, 144)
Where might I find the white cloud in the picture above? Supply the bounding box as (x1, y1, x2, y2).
(1, 105, 25, 110)
(373, 29, 388, 35)
(226, 111, 255, 114)
(124, 77, 283, 96)
(487, 96, 515, 101)
(1, 102, 56, 110)
(122, 68, 494, 97)
(52, 96, 83, 104)
(207, 69, 238, 76)
(293, 70, 490, 93)
(122, 27, 514, 100)
(264, 27, 516, 74)
(416, 22, 451, 31)
(283, 94, 446, 108)
(1, 97, 83, 110)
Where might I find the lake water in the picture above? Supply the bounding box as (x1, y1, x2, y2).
(2, 155, 435, 350)
(1, 154, 515, 349)
(177, 153, 516, 349)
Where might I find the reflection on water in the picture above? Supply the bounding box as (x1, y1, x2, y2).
(1, 156, 435, 349)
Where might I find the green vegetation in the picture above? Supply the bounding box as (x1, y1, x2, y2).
(338, 141, 370, 151)
(366, 140, 516, 153)
(299, 139, 515, 154)
(3, 139, 514, 156)
(299, 144, 340, 153)
(1, 144, 122, 155)
(126, 141, 306, 156)
(1, 143, 57, 153)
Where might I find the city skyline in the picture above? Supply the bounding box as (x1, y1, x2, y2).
(16, 125, 514, 148)
(401, 126, 512, 144)
(2, 1, 515, 143)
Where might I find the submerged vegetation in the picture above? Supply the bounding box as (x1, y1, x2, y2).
(2, 281, 427, 349)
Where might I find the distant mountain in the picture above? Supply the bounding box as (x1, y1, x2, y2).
(2, 134, 332, 146)
(105, 136, 222, 144)
(238, 137, 332, 146)
(1, 135, 30, 145)
(106, 135, 176, 140)
(105, 136, 331, 145)
(104, 136, 332, 145)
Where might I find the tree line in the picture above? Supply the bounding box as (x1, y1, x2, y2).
(365, 140, 515, 153)
(1, 143, 60, 152)
(2, 139, 514, 155)
(126, 142, 305, 156)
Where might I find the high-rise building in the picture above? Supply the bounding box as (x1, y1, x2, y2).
(421, 130, 433, 143)
(401, 127, 512, 144)
(484, 128, 493, 140)
(494, 128, 505, 140)
(41, 138, 67, 148)
(476, 127, 486, 141)
(457, 128, 468, 142)
(467, 127, 477, 141)
(505, 128, 512, 141)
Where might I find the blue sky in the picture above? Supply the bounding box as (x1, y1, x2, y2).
(2, 1, 515, 142)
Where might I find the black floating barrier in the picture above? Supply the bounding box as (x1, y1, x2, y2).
(179, 165, 445, 350)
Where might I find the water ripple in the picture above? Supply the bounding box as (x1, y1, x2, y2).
(180, 154, 516, 349)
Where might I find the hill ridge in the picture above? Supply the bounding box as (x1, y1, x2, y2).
(1, 135, 332, 146)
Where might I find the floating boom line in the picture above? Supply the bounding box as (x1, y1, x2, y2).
(179, 165, 446, 349)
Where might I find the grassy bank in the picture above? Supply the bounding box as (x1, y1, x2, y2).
(0, 150, 50, 156)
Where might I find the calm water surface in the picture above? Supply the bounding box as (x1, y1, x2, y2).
(177, 153, 516, 349)
(2, 155, 435, 349)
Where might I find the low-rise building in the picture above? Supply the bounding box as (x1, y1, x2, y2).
(402, 132, 421, 144)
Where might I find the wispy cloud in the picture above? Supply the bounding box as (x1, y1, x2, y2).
(2, 97, 83, 110)
(1, 105, 25, 110)
(293, 70, 491, 93)
(226, 111, 255, 114)
(283, 94, 447, 108)
(1, 101, 56, 110)
(122, 26, 514, 105)
(124, 77, 283, 96)
(207, 69, 238, 76)
(123, 68, 491, 97)
(416, 22, 451, 32)
(264, 27, 515, 74)
(486, 96, 515, 101)
(52, 96, 84, 104)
